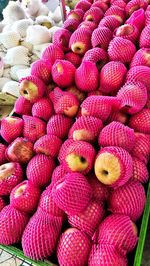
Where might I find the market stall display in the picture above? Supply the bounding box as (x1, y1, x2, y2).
(0, 0, 150, 266)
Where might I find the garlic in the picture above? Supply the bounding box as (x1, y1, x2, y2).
(0, 78, 11, 91)
(10, 65, 29, 81)
(12, 19, 33, 38)
(2, 80, 20, 98)
(2, 1, 26, 25)
(4, 46, 30, 66)
(26, 25, 51, 45)
(0, 31, 21, 49)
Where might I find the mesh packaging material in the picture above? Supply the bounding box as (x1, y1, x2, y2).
(68, 200, 105, 237)
(31, 59, 52, 84)
(63, 18, 80, 32)
(129, 109, 150, 134)
(0, 205, 29, 245)
(38, 185, 65, 217)
(83, 47, 108, 67)
(67, 9, 84, 22)
(104, 5, 125, 22)
(41, 44, 64, 65)
(92, 1, 108, 12)
(113, 24, 139, 43)
(52, 60, 76, 87)
(52, 172, 92, 215)
(99, 16, 121, 31)
(126, 66, 150, 91)
(83, 7, 104, 24)
(22, 208, 63, 260)
(14, 96, 33, 115)
(140, 24, 150, 48)
(10, 180, 41, 214)
(75, 0, 92, 12)
(100, 61, 127, 94)
(130, 48, 150, 67)
(145, 9, 150, 25)
(66, 85, 86, 103)
(26, 154, 55, 187)
(0, 162, 23, 196)
(108, 37, 136, 64)
(19, 75, 46, 103)
(131, 132, 150, 164)
(59, 140, 96, 174)
(52, 29, 72, 52)
(49, 87, 79, 117)
(47, 114, 73, 139)
(57, 228, 91, 266)
(95, 146, 133, 189)
(95, 214, 138, 255)
(32, 98, 54, 121)
(58, 139, 78, 163)
(65, 52, 82, 67)
(69, 28, 92, 55)
(0, 117, 24, 143)
(51, 165, 67, 184)
(23, 115, 46, 143)
(125, 8, 145, 32)
(75, 61, 99, 92)
(125, 0, 148, 17)
(81, 96, 120, 121)
(0, 197, 5, 212)
(91, 27, 112, 50)
(88, 243, 128, 266)
(6, 137, 34, 164)
(108, 180, 146, 222)
(0, 144, 7, 165)
(88, 174, 110, 203)
(111, 0, 126, 9)
(68, 115, 103, 143)
(34, 134, 62, 158)
(117, 82, 147, 114)
(79, 21, 98, 31)
(98, 121, 135, 152)
(132, 157, 149, 183)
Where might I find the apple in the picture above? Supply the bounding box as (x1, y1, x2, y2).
(108, 179, 146, 221)
(1, 116, 24, 143)
(23, 115, 46, 143)
(94, 146, 133, 188)
(50, 87, 79, 118)
(10, 180, 41, 213)
(22, 208, 63, 260)
(0, 144, 7, 165)
(68, 200, 105, 237)
(59, 140, 96, 174)
(69, 28, 92, 55)
(96, 214, 138, 254)
(14, 96, 33, 115)
(0, 162, 23, 196)
(57, 228, 91, 266)
(66, 85, 86, 102)
(47, 114, 73, 139)
(52, 173, 92, 215)
(41, 22, 52, 29)
(19, 76, 46, 103)
(131, 48, 150, 67)
(0, 197, 5, 212)
(98, 121, 135, 152)
(52, 60, 76, 87)
(83, 7, 103, 23)
(68, 116, 103, 143)
(34, 134, 62, 158)
(67, 9, 84, 21)
(0, 205, 29, 245)
(6, 137, 34, 164)
(41, 44, 64, 65)
(53, 28, 71, 52)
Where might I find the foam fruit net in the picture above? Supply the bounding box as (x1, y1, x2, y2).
(0, 0, 150, 265)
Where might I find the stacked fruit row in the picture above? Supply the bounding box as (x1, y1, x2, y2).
(0, 0, 150, 265)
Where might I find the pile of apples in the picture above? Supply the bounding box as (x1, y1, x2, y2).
(0, 0, 150, 265)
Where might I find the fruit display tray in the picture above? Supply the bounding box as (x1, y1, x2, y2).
(0, 180, 149, 266)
